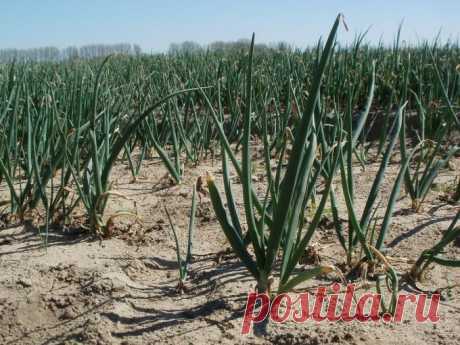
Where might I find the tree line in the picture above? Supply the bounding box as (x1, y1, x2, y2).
(0, 40, 294, 63)
(0, 43, 142, 63)
(168, 39, 293, 55)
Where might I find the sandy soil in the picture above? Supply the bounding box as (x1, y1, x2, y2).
(0, 149, 459, 345)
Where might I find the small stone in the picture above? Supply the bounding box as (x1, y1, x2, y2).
(17, 278, 32, 288)
(60, 308, 77, 320)
(344, 333, 353, 341)
(111, 277, 125, 292)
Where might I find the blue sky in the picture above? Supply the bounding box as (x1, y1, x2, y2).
(1, 1, 459, 52)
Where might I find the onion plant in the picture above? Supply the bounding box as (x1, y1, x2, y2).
(165, 181, 197, 292)
(400, 117, 459, 211)
(332, 103, 407, 264)
(454, 179, 460, 202)
(206, 15, 343, 298)
(410, 209, 460, 282)
(68, 57, 200, 236)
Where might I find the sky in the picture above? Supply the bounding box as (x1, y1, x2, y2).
(1, 1, 459, 53)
